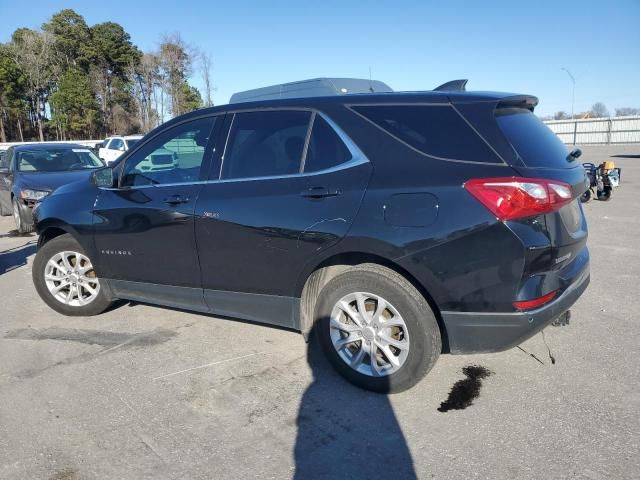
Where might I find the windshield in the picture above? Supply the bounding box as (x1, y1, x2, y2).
(16, 148, 104, 172)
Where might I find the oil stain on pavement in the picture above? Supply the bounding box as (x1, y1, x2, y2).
(4, 327, 177, 347)
(438, 365, 493, 413)
(3, 327, 178, 379)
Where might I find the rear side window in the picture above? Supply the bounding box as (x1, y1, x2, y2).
(304, 116, 352, 173)
(496, 108, 571, 169)
(352, 104, 500, 163)
(222, 110, 311, 179)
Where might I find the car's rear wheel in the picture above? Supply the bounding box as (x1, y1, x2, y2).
(12, 198, 33, 234)
(314, 264, 441, 393)
(33, 234, 112, 316)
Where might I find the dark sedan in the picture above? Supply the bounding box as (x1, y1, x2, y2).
(0, 143, 104, 233)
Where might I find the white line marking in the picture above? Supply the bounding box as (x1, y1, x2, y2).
(152, 352, 266, 380)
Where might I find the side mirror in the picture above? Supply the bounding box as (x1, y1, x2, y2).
(91, 167, 115, 188)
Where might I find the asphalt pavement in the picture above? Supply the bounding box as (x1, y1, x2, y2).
(0, 144, 638, 479)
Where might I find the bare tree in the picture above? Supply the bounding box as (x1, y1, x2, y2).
(128, 53, 160, 132)
(158, 33, 194, 117)
(9, 30, 56, 141)
(199, 50, 214, 107)
(591, 102, 609, 118)
(554, 111, 570, 120)
(615, 107, 640, 117)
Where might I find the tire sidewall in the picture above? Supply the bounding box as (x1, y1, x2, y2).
(33, 234, 111, 316)
(314, 268, 440, 393)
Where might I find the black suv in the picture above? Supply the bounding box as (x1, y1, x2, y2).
(32, 78, 589, 392)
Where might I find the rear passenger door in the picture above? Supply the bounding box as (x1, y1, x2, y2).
(194, 110, 371, 327)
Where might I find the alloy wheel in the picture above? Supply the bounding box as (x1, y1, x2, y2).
(329, 292, 410, 377)
(44, 251, 100, 307)
(12, 200, 21, 231)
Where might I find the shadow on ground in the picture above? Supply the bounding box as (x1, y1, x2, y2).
(0, 241, 36, 275)
(294, 334, 417, 479)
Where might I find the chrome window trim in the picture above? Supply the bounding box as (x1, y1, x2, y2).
(218, 113, 236, 179)
(108, 109, 369, 191)
(212, 109, 368, 184)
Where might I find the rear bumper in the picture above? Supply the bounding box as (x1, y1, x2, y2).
(441, 259, 590, 354)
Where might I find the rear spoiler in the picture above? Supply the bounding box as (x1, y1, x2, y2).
(496, 95, 539, 112)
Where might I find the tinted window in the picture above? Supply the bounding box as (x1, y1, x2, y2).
(496, 108, 571, 169)
(16, 148, 103, 172)
(221, 110, 311, 180)
(126, 138, 140, 149)
(352, 105, 500, 163)
(121, 117, 215, 187)
(304, 116, 352, 173)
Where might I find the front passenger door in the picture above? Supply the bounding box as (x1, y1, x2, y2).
(93, 116, 219, 309)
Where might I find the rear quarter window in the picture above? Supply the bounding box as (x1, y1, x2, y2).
(351, 104, 501, 163)
(496, 108, 571, 169)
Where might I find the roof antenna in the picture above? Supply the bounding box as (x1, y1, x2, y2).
(368, 67, 374, 92)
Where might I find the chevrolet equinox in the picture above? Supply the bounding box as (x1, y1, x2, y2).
(31, 78, 590, 392)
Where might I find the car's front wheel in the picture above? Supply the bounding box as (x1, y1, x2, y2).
(33, 234, 113, 316)
(314, 264, 441, 393)
(12, 198, 33, 234)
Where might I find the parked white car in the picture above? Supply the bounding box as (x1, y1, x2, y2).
(98, 135, 143, 164)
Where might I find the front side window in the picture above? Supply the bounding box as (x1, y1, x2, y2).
(352, 104, 500, 163)
(126, 138, 140, 149)
(16, 148, 103, 172)
(304, 115, 352, 173)
(121, 117, 216, 187)
(221, 110, 311, 180)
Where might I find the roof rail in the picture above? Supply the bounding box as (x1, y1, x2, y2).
(433, 79, 468, 92)
(229, 77, 393, 104)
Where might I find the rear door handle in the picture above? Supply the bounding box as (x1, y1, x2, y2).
(163, 195, 191, 205)
(300, 187, 341, 199)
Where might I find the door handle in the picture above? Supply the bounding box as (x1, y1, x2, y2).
(163, 195, 190, 205)
(300, 187, 341, 199)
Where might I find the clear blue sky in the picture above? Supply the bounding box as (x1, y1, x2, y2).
(1, 0, 639, 116)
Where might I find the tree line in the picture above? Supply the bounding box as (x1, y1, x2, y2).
(545, 103, 640, 121)
(0, 9, 213, 143)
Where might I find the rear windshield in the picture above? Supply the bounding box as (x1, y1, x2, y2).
(351, 104, 501, 163)
(496, 108, 571, 168)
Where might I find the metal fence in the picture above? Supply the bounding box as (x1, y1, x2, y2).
(544, 116, 640, 145)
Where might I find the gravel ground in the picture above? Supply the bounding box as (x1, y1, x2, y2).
(0, 144, 638, 480)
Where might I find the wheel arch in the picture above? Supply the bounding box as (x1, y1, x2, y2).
(37, 225, 73, 249)
(297, 251, 449, 352)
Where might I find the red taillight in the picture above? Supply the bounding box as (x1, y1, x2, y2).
(513, 290, 558, 310)
(464, 177, 573, 221)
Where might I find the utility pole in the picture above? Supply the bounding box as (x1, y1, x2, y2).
(561, 67, 575, 119)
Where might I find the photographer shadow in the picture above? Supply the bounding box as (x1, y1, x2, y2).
(294, 328, 417, 479)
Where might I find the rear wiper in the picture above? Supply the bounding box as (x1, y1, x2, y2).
(567, 148, 582, 162)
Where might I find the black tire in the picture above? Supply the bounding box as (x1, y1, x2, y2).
(12, 198, 33, 234)
(580, 189, 593, 203)
(0, 198, 11, 216)
(314, 263, 441, 393)
(597, 187, 612, 201)
(32, 234, 113, 316)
